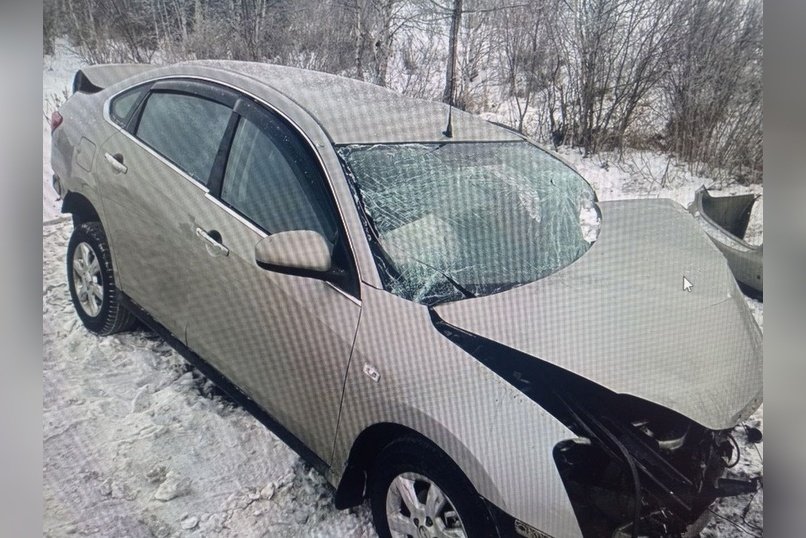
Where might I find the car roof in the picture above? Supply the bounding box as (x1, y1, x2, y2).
(182, 60, 522, 145)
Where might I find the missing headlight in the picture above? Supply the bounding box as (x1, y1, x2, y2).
(632, 418, 689, 452)
(430, 310, 760, 537)
(552, 412, 732, 537)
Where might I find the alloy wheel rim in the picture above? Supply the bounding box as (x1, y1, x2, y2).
(72, 242, 103, 317)
(385, 472, 466, 538)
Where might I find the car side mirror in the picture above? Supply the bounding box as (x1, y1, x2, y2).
(254, 230, 336, 280)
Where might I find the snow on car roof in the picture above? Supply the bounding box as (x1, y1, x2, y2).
(185, 60, 521, 145)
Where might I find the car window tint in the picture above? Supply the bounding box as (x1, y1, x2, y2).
(221, 116, 336, 240)
(136, 92, 231, 185)
(110, 85, 146, 127)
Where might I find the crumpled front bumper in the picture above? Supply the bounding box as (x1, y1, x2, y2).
(688, 186, 763, 298)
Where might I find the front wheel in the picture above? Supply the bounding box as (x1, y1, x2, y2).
(369, 437, 493, 538)
(66, 221, 136, 335)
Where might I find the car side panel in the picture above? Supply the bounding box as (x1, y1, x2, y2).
(184, 195, 361, 461)
(95, 128, 209, 337)
(52, 91, 128, 275)
(333, 286, 583, 537)
(51, 92, 114, 213)
(51, 92, 97, 189)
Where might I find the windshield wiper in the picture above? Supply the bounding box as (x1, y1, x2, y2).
(338, 153, 474, 302)
(438, 270, 476, 299)
(407, 256, 476, 300)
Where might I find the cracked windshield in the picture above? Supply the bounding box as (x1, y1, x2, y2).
(339, 141, 600, 305)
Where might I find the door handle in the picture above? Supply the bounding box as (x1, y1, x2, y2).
(195, 227, 229, 257)
(104, 152, 128, 174)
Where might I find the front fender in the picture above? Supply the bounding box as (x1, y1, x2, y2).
(332, 286, 582, 536)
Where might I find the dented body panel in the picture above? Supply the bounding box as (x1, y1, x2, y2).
(333, 286, 585, 537)
(435, 199, 763, 431)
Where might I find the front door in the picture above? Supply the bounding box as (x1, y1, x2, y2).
(184, 98, 362, 462)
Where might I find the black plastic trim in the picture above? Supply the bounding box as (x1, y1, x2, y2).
(119, 292, 330, 477)
(73, 70, 103, 94)
(150, 79, 240, 107)
(480, 496, 524, 538)
(108, 83, 152, 131)
(255, 259, 348, 283)
(207, 112, 240, 198)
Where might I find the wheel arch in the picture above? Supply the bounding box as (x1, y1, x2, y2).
(62, 191, 122, 284)
(333, 421, 503, 512)
(62, 191, 101, 226)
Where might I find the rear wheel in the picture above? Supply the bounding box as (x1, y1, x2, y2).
(369, 437, 492, 538)
(67, 221, 136, 335)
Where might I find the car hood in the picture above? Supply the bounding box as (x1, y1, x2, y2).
(434, 199, 762, 430)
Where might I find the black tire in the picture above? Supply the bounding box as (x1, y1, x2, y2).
(369, 436, 493, 538)
(66, 221, 136, 335)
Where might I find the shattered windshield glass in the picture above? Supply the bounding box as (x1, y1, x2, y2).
(338, 141, 600, 305)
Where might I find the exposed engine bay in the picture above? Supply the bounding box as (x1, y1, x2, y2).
(431, 311, 761, 537)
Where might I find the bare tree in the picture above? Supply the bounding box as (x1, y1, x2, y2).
(343, 0, 405, 85)
(44, 0, 59, 55)
(48, 0, 762, 183)
(494, 0, 559, 132)
(663, 0, 762, 182)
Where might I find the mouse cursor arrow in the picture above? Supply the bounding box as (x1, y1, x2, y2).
(682, 276, 693, 292)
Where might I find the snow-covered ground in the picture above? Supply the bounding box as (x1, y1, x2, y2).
(43, 221, 375, 538)
(43, 42, 762, 537)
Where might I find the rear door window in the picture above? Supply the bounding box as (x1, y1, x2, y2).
(135, 92, 231, 185)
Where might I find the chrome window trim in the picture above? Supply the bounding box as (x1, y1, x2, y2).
(103, 74, 365, 295)
(325, 281, 362, 306)
(103, 90, 211, 194)
(203, 193, 267, 238)
(207, 188, 362, 305)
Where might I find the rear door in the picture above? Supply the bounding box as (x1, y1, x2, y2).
(97, 80, 237, 336)
(184, 97, 362, 461)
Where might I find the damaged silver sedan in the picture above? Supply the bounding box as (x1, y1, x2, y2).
(51, 61, 762, 538)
